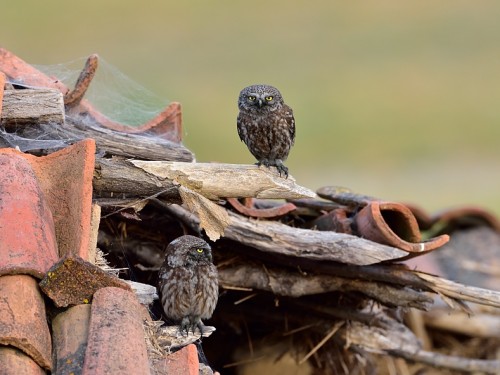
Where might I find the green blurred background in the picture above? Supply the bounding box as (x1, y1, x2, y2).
(2, 1, 499, 215)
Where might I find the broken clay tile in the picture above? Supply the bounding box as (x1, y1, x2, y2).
(0, 139, 96, 260)
(0, 346, 46, 375)
(82, 287, 150, 375)
(155, 344, 199, 375)
(309, 208, 353, 234)
(0, 48, 68, 92)
(227, 197, 297, 218)
(0, 152, 59, 278)
(26, 139, 96, 260)
(355, 201, 449, 253)
(431, 206, 500, 234)
(52, 304, 91, 375)
(39, 254, 131, 308)
(0, 275, 52, 371)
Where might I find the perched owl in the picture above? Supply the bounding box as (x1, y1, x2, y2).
(237, 84, 296, 177)
(158, 235, 219, 335)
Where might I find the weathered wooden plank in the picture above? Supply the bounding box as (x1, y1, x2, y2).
(224, 211, 408, 265)
(130, 160, 317, 200)
(218, 263, 432, 308)
(1, 89, 64, 127)
(94, 158, 316, 202)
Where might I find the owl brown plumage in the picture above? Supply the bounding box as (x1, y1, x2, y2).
(237, 84, 296, 177)
(158, 235, 219, 335)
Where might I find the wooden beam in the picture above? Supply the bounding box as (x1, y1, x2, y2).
(1, 89, 64, 127)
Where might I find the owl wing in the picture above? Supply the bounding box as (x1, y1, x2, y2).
(158, 265, 194, 321)
(236, 112, 247, 142)
(282, 104, 296, 146)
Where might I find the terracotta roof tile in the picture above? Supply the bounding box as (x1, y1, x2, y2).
(82, 287, 151, 375)
(26, 139, 96, 260)
(0, 275, 52, 371)
(154, 344, 199, 375)
(52, 304, 91, 374)
(0, 346, 46, 375)
(0, 152, 58, 278)
(0, 139, 95, 263)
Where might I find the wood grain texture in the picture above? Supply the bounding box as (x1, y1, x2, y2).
(1, 89, 64, 126)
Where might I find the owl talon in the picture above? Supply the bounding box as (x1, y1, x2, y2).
(256, 159, 289, 178)
(276, 164, 289, 178)
(179, 317, 191, 336)
(178, 317, 206, 338)
(197, 321, 206, 338)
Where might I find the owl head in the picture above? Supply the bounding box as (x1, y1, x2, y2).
(238, 84, 284, 112)
(166, 235, 213, 267)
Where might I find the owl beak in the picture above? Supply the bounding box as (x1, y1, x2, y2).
(257, 99, 264, 108)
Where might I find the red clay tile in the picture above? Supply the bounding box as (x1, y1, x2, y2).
(0, 275, 52, 371)
(154, 344, 199, 375)
(0, 346, 46, 375)
(82, 287, 150, 375)
(355, 201, 449, 253)
(0, 48, 68, 92)
(28, 139, 96, 260)
(0, 139, 96, 260)
(40, 255, 131, 308)
(0, 152, 59, 278)
(52, 304, 91, 375)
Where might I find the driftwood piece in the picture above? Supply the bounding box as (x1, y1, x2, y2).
(94, 158, 316, 202)
(218, 263, 433, 309)
(162, 203, 407, 265)
(130, 160, 317, 200)
(1, 89, 64, 127)
(225, 211, 407, 265)
(423, 307, 500, 338)
(37, 118, 193, 161)
(93, 158, 181, 200)
(346, 319, 421, 354)
(416, 271, 500, 308)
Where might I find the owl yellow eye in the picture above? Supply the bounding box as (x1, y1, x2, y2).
(265, 96, 273, 101)
(248, 95, 256, 101)
(196, 248, 204, 253)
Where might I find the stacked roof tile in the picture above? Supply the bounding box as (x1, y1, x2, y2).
(0, 139, 199, 374)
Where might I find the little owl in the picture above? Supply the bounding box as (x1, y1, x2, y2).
(237, 84, 296, 177)
(158, 235, 219, 335)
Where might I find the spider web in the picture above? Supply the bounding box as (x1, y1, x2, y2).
(1, 56, 173, 153)
(35, 56, 169, 127)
